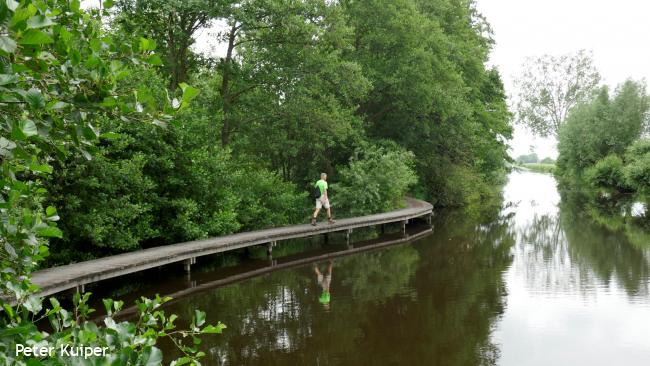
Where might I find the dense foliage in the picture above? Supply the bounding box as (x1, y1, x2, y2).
(32, 0, 513, 264)
(335, 143, 418, 217)
(556, 80, 650, 194)
(0, 1, 223, 365)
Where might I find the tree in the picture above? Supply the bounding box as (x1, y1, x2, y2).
(343, 0, 512, 205)
(114, 0, 226, 90)
(215, 0, 359, 148)
(516, 153, 539, 164)
(514, 49, 601, 137)
(230, 0, 369, 182)
(556, 80, 649, 180)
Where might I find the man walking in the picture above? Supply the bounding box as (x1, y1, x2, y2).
(311, 173, 335, 225)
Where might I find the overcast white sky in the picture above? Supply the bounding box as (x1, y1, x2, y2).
(475, 0, 650, 159)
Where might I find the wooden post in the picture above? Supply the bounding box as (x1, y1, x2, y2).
(401, 220, 407, 237)
(184, 257, 196, 273)
(267, 241, 276, 257)
(346, 229, 353, 245)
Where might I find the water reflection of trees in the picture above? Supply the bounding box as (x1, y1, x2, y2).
(159, 202, 516, 365)
(515, 193, 650, 299)
(560, 196, 650, 298)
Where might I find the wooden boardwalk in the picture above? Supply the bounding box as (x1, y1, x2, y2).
(31, 198, 433, 298)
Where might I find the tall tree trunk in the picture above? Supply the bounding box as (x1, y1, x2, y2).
(220, 23, 237, 147)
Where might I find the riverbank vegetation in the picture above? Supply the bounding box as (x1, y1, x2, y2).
(514, 51, 650, 240)
(513, 51, 650, 200)
(1, 0, 510, 364)
(33, 0, 512, 265)
(556, 80, 650, 194)
(519, 163, 555, 174)
(0, 1, 223, 365)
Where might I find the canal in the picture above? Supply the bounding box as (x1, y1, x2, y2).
(112, 171, 650, 365)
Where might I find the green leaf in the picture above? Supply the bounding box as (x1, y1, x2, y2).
(6, 0, 20, 11)
(141, 346, 163, 366)
(29, 163, 52, 173)
(82, 125, 99, 140)
(35, 225, 63, 238)
(146, 54, 163, 66)
(179, 83, 200, 109)
(101, 96, 117, 107)
(0, 94, 20, 103)
(46, 100, 67, 110)
(59, 27, 72, 45)
(23, 295, 42, 314)
(24, 89, 45, 108)
(20, 119, 38, 138)
(70, 48, 81, 64)
(139, 37, 156, 52)
(104, 0, 115, 9)
(18, 29, 54, 45)
(0, 137, 16, 150)
(0, 74, 18, 85)
(171, 357, 192, 366)
(90, 38, 102, 52)
(194, 310, 206, 327)
(102, 298, 113, 315)
(0, 36, 17, 53)
(11, 4, 37, 26)
(80, 148, 92, 160)
(4, 241, 17, 258)
(201, 323, 227, 334)
(46, 206, 59, 218)
(26, 15, 55, 29)
(152, 119, 167, 128)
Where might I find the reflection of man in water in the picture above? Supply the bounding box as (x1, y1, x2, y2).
(314, 260, 333, 308)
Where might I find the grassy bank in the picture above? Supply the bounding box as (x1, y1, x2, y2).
(519, 163, 556, 174)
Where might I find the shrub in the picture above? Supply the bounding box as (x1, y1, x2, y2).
(335, 144, 418, 217)
(585, 155, 627, 190)
(47, 134, 308, 261)
(230, 165, 307, 230)
(623, 140, 650, 194)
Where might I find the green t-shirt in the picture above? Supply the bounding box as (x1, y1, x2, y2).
(316, 179, 328, 196)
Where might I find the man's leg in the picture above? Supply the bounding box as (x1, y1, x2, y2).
(326, 202, 335, 223)
(312, 202, 321, 225)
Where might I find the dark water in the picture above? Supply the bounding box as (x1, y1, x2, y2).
(144, 171, 650, 365)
